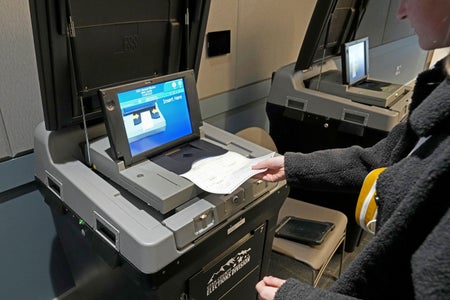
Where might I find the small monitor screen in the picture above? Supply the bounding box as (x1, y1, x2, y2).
(100, 70, 203, 166)
(341, 37, 369, 85)
(118, 78, 192, 156)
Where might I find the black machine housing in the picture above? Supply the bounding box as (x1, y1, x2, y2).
(29, 0, 210, 131)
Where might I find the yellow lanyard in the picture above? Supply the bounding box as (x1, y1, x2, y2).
(355, 167, 386, 234)
(355, 136, 430, 234)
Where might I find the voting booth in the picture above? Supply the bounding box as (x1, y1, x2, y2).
(30, 1, 288, 299)
(266, 0, 412, 251)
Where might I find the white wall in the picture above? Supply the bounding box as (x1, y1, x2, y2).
(197, 0, 315, 99)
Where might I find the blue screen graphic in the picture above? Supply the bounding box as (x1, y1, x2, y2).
(117, 78, 193, 157)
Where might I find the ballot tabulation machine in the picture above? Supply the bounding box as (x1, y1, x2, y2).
(266, 0, 412, 251)
(30, 1, 288, 299)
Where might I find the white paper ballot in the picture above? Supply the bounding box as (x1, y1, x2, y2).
(180, 151, 275, 194)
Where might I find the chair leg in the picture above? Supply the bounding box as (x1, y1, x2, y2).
(338, 237, 346, 277)
(311, 269, 318, 288)
(312, 236, 346, 287)
(312, 259, 331, 287)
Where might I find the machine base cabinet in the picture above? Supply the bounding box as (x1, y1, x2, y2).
(43, 184, 288, 300)
(267, 102, 389, 155)
(189, 224, 265, 299)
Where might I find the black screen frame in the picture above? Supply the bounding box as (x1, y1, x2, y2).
(28, 0, 210, 131)
(99, 69, 203, 167)
(341, 36, 369, 85)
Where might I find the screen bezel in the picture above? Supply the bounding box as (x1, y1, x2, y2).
(341, 36, 369, 86)
(99, 69, 203, 167)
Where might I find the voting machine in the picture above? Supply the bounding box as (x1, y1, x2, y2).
(265, 0, 412, 252)
(30, 1, 288, 299)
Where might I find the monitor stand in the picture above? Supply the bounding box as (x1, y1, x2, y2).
(151, 139, 227, 175)
(309, 70, 410, 108)
(354, 79, 391, 92)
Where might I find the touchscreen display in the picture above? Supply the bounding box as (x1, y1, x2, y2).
(346, 42, 367, 84)
(100, 70, 203, 166)
(341, 37, 369, 85)
(117, 77, 193, 157)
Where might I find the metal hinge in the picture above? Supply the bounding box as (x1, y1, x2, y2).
(67, 16, 76, 37)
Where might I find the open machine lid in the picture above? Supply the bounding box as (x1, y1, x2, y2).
(29, 0, 210, 131)
(294, 0, 369, 71)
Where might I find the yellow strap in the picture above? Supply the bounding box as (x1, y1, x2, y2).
(355, 167, 387, 233)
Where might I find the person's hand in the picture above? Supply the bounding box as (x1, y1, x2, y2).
(256, 276, 286, 300)
(252, 156, 286, 182)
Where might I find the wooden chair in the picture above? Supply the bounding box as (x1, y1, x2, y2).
(236, 127, 347, 287)
(235, 126, 278, 152)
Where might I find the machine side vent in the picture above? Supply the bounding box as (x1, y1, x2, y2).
(46, 171, 62, 199)
(286, 96, 307, 111)
(342, 109, 368, 126)
(94, 211, 120, 250)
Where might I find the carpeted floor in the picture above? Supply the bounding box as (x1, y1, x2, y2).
(266, 231, 373, 289)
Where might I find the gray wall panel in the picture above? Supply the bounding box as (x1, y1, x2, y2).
(0, 110, 11, 159)
(355, 0, 391, 46)
(382, 0, 415, 43)
(0, 0, 43, 160)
